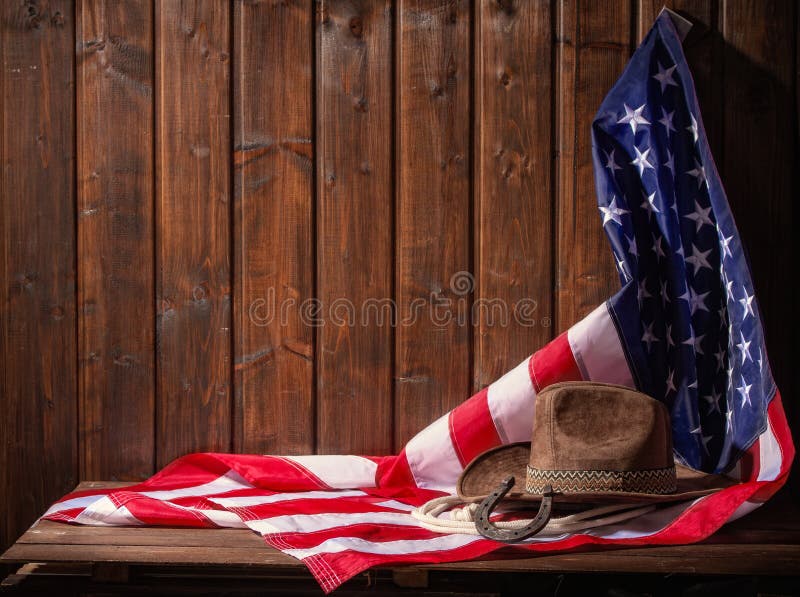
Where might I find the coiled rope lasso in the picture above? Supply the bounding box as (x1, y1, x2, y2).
(411, 494, 655, 537)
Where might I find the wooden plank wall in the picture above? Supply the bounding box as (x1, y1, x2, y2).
(1, 0, 797, 553)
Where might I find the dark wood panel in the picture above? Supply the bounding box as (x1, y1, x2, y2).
(720, 0, 797, 478)
(316, 0, 394, 453)
(394, 0, 472, 447)
(474, 0, 555, 388)
(0, 0, 78, 549)
(77, 0, 155, 481)
(555, 0, 630, 332)
(155, 0, 232, 466)
(233, 0, 314, 455)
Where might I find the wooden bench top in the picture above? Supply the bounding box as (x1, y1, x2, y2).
(3, 482, 800, 577)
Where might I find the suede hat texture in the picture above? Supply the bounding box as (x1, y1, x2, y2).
(457, 382, 734, 505)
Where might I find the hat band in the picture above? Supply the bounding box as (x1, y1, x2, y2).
(526, 464, 677, 495)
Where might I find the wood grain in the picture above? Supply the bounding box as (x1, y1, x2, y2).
(395, 0, 472, 448)
(720, 0, 797, 483)
(155, 0, 232, 466)
(77, 0, 155, 481)
(474, 0, 555, 388)
(0, 0, 78, 552)
(316, 0, 394, 453)
(555, 0, 629, 332)
(233, 0, 314, 455)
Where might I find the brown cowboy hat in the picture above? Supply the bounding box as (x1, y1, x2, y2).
(456, 382, 735, 542)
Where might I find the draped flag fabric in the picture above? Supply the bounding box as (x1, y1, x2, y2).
(44, 13, 793, 594)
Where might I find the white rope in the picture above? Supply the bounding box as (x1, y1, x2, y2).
(411, 494, 655, 537)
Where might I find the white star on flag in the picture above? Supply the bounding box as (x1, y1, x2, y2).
(663, 148, 675, 175)
(638, 278, 652, 301)
(704, 390, 722, 415)
(737, 331, 752, 364)
(625, 234, 638, 257)
(604, 148, 622, 172)
(686, 158, 708, 189)
(617, 103, 650, 135)
(687, 287, 710, 314)
(658, 107, 676, 136)
(665, 369, 677, 396)
(683, 332, 705, 355)
(685, 243, 713, 274)
(739, 289, 755, 320)
(641, 191, 660, 215)
(653, 235, 667, 260)
(720, 233, 734, 259)
(737, 376, 753, 408)
(631, 145, 655, 176)
(684, 201, 713, 232)
(653, 62, 679, 93)
(599, 195, 630, 226)
(641, 321, 659, 351)
(687, 113, 699, 143)
(690, 425, 713, 454)
(714, 347, 726, 372)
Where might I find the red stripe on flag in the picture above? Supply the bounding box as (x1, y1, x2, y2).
(529, 331, 583, 391)
(375, 450, 417, 489)
(738, 438, 760, 482)
(448, 387, 502, 467)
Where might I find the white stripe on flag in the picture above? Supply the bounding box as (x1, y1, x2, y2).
(210, 489, 368, 508)
(757, 417, 781, 482)
(250, 511, 417, 535)
(43, 493, 110, 516)
(73, 498, 142, 526)
(405, 413, 463, 491)
(584, 498, 698, 539)
(486, 357, 536, 444)
(140, 470, 253, 500)
(567, 303, 635, 387)
(283, 533, 483, 559)
(376, 500, 417, 512)
(727, 499, 762, 523)
(282, 455, 378, 489)
(193, 508, 247, 528)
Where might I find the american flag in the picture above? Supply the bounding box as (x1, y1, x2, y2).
(44, 13, 792, 594)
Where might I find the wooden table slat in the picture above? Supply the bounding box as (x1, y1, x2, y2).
(3, 482, 799, 577)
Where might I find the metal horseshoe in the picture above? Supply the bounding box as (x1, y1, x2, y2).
(475, 476, 553, 543)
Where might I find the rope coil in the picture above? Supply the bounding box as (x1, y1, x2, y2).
(411, 495, 655, 538)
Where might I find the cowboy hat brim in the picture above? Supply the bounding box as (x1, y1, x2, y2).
(457, 442, 736, 505)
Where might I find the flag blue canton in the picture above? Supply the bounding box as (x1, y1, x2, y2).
(592, 14, 776, 474)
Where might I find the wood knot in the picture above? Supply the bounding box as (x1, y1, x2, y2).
(497, 0, 515, 16)
(500, 71, 512, 87)
(447, 7, 458, 24)
(24, 1, 41, 29)
(192, 282, 210, 303)
(349, 16, 363, 38)
(353, 96, 368, 112)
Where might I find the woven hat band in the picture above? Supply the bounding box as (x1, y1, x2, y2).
(526, 464, 677, 495)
